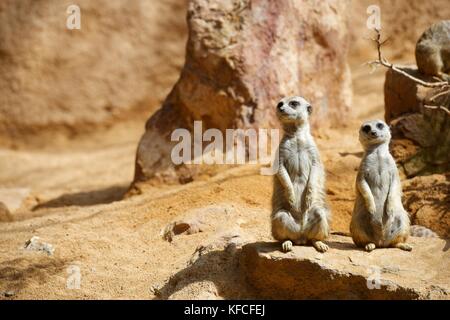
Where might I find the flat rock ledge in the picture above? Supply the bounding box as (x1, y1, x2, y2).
(239, 235, 449, 299)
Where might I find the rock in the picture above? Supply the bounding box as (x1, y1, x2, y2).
(24, 236, 55, 256)
(156, 227, 253, 300)
(0, 201, 12, 222)
(240, 235, 450, 299)
(390, 139, 419, 164)
(402, 174, 449, 238)
(385, 66, 450, 177)
(162, 220, 205, 242)
(133, 0, 352, 186)
(0, 188, 31, 217)
(4, 290, 16, 298)
(162, 204, 236, 242)
(384, 67, 435, 123)
(0, 0, 187, 146)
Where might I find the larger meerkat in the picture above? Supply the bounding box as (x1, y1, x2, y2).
(350, 120, 412, 252)
(271, 96, 330, 253)
(415, 20, 450, 81)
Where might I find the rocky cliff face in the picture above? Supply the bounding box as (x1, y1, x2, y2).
(0, 0, 188, 147)
(133, 0, 352, 187)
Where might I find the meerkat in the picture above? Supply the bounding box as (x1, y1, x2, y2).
(271, 96, 331, 253)
(350, 120, 412, 252)
(415, 20, 450, 81)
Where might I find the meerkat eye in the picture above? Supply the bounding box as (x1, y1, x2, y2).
(376, 123, 384, 130)
(306, 105, 312, 114)
(289, 100, 300, 108)
(362, 125, 371, 133)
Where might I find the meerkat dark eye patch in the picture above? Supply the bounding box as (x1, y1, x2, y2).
(277, 102, 283, 109)
(362, 125, 371, 133)
(289, 100, 300, 108)
(307, 105, 312, 114)
(376, 123, 384, 130)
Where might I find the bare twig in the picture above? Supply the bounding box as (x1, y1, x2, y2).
(423, 104, 450, 115)
(429, 89, 450, 101)
(367, 28, 449, 88)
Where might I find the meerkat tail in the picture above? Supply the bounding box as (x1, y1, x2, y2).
(410, 225, 439, 238)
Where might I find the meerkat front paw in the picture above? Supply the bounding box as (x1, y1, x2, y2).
(281, 240, 293, 252)
(365, 243, 376, 252)
(286, 190, 296, 208)
(366, 202, 376, 215)
(312, 240, 329, 253)
(385, 203, 395, 216)
(395, 243, 412, 251)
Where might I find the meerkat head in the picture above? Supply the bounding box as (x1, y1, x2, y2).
(276, 96, 312, 126)
(359, 120, 391, 148)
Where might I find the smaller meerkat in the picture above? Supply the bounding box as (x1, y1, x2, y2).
(350, 120, 412, 252)
(271, 96, 330, 253)
(415, 20, 450, 81)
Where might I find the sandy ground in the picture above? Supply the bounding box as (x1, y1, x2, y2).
(0, 65, 387, 299)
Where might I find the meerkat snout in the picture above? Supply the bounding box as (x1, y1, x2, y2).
(276, 96, 312, 124)
(359, 120, 391, 148)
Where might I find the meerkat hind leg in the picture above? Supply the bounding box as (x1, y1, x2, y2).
(365, 243, 376, 252)
(282, 240, 293, 252)
(394, 242, 412, 251)
(312, 240, 329, 253)
(305, 206, 330, 253)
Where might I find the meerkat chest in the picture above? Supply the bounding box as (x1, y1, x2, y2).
(280, 139, 312, 178)
(362, 154, 393, 190)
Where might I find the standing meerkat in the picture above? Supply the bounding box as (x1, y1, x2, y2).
(271, 96, 330, 253)
(350, 120, 412, 252)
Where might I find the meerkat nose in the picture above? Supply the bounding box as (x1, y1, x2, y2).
(370, 130, 378, 137)
(277, 102, 284, 110)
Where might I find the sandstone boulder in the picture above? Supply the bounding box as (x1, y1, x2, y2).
(240, 235, 449, 299)
(0, 0, 187, 146)
(0, 187, 31, 221)
(0, 202, 12, 222)
(133, 0, 352, 187)
(385, 67, 449, 177)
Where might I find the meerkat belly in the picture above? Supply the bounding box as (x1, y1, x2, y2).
(364, 160, 391, 219)
(286, 150, 311, 211)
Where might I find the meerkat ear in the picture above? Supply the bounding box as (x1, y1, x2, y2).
(307, 105, 313, 115)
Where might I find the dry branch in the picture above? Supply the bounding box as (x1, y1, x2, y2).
(367, 28, 449, 115)
(367, 29, 449, 88)
(423, 104, 450, 115)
